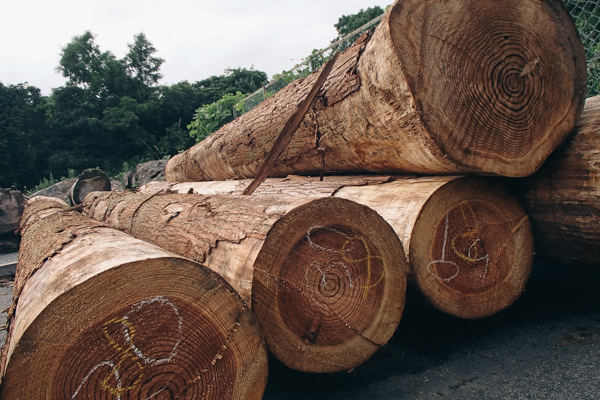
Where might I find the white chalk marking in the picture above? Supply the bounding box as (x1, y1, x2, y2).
(306, 225, 354, 253)
(72, 361, 122, 400)
(123, 296, 183, 366)
(72, 296, 183, 398)
(427, 214, 489, 282)
(306, 261, 354, 290)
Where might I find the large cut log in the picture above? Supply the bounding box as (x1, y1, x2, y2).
(0, 197, 268, 399)
(166, 0, 586, 181)
(143, 175, 533, 319)
(28, 168, 113, 206)
(508, 95, 600, 267)
(82, 191, 407, 373)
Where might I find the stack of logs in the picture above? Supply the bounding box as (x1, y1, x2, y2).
(3, 0, 599, 398)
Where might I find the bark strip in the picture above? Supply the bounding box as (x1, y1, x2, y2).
(243, 52, 340, 195)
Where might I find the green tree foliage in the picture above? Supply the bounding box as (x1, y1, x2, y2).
(192, 67, 268, 105)
(565, 0, 600, 96)
(185, 68, 268, 142)
(0, 83, 49, 189)
(334, 6, 385, 37)
(0, 31, 268, 188)
(332, 6, 385, 52)
(124, 33, 164, 86)
(46, 31, 183, 177)
(188, 92, 246, 141)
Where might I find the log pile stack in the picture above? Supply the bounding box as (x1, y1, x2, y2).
(1, 197, 268, 399)
(3, 0, 598, 395)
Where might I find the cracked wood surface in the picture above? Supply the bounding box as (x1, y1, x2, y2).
(1, 197, 267, 399)
(166, 0, 585, 181)
(83, 191, 407, 373)
(243, 52, 340, 195)
(141, 175, 533, 320)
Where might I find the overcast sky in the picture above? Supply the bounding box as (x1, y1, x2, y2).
(1, 0, 390, 95)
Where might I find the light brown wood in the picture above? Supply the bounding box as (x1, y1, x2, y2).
(82, 191, 407, 373)
(145, 175, 533, 319)
(166, 0, 586, 181)
(509, 95, 600, 267)
(338, 177, 533, 319)
(1, 196, 268, 400)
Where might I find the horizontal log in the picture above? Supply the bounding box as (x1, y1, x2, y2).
(144, 175, 533, 319)
(82, 192, 408, 373)
(166, 0, 586, 181)
(0, 197, 268, 399)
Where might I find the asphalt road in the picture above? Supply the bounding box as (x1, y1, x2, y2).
(0, 259, 598, 399)
(263, 261, 600, 399)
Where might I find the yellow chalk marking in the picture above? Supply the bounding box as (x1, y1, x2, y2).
(341, 235, 387, 300)
(451, 202, 485, 263)
(100, 317, 145, 395)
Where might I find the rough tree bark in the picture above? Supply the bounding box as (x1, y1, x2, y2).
(144, 175, 533, 319)
(166, 0, 586, 181)
(508, 95, 600, 267)
(0, 197, 268, 400)
(82, 191, 407, 373)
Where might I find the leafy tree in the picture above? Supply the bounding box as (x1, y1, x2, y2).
(48, 31, 167, 176)
(188, 91, 246, 142)
(192, 67, 268, 105)
(124, 33, 164, 87)
(332, 6, 385, 52)
(0, 82, 49, 190)
(2, 28, 271, 187)
(185, 68, 268, 143)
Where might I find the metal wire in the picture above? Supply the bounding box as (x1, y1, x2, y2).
(566, 0, 600, 96)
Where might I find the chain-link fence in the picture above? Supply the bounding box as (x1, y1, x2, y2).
(238, 2, 599, 117)
(565, 0, 600, 97)
(238, 13, 384, 115)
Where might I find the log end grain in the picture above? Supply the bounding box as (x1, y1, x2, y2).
(251, 197, 407, 373)
(410, 177, 534, 319)
(71, 168, 112, 205)
(389, 0, 587, 176)
(1, 200, 268, 400)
